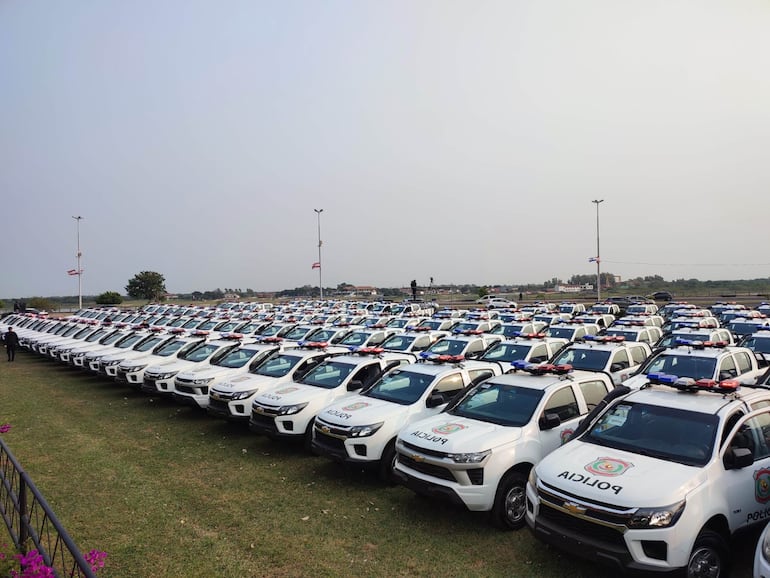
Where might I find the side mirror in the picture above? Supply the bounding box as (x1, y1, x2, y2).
(426, 392, 445, 408)
(610, 363, 626, 373)
(347, 379, 364, 392)
(724, 447, 754, 470)
(539, 412, 561, 430)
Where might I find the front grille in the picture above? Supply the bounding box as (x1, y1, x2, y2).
(314, 430, 346, 453)
(252, 403, 280, 417)
(250, 412, 277, 431)
(539, 504, 627, 547)
(314, 418, 351, 438)
(401, 440, 448, 459)
(398, 455, 455, 482)
(208, 399, 230, 412)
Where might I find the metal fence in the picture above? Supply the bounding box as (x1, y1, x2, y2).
(0, 437, 96, 577)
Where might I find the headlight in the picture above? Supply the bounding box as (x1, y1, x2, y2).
(349, 422, 384, 437)
(155, 372, 177, 380)
(277, 403, 308, 416)
(231, 389, 258, 401)
(105, 359, 122, 366)
(628, 501, 685, 528)
(762, 528, 770, 563)
(193, 378, 214, 385)
(447, 449, 491, 464)
(123, 364, 146, 372)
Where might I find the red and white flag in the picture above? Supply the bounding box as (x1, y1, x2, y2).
(67, 269, 81, 276)
(311, 262, 321, 270)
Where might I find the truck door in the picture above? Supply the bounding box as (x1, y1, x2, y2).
(721, 408, 770, 531)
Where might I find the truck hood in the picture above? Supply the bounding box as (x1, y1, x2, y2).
(318, 396, 404, 426)
(215, 373, 287, 392)
(146, 360, 192, 374)
(536, 441, 706, 507)
(176, 365, 234, 380)
(254, 383, 338, 406)
(399, 414, 521, 453)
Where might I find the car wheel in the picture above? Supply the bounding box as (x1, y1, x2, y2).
(686, 530, 730, 578)
(378, 440, 397, 484)
(492, 471, 528, 530)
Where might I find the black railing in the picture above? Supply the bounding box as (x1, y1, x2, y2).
(0, 437, 96, 577)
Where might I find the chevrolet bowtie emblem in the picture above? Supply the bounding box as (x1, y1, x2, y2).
(411, 454, 425, 463)
(563, 501, 587, 515)
(321, 426, 330, 433)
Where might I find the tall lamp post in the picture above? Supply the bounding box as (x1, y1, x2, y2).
(592, 200, 604, 301)
(314, 208, 323, 300)
(72, 215, 83, 309)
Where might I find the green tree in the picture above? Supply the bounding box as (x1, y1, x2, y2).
(126, 271, 167, 302)
(28, 297, 57, 312)
(478, 286, 489, 298)
(95, 291, 123, 305)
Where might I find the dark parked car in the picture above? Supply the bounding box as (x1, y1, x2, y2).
(649, 291, 673, 301)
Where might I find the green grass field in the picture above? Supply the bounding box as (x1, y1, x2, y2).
(0, 351, 757, 577)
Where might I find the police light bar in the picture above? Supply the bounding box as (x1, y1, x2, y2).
(351, 346, 384, 355)
(646, 372, 678, 385)
(149, 326, 164, 332)
(298, 341, 329, 349)
(169, 327, 186, 334)
(412, 326, 433, 332)
(583, 335, 625, 343)
(191, 330, 210, 336)
(259, 336, 283, 343)
(518, 332, 546, 340)
(516, 363, 573, 375)
(453, 329, 483, 335)
(221, 332, 243, 340)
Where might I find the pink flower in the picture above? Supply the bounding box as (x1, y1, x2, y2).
(85, 549, 108, 572)
(0, 424, 11, 434)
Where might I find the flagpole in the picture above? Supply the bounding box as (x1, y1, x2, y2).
(314, 208, 323, 300)
(592, 200, 603, 301)
(72, 215, 83, 309)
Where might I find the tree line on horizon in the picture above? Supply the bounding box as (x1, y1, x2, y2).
(3, 271, 770, 311)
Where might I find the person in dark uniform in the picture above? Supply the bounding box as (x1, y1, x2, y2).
(5, 328, 19, 362)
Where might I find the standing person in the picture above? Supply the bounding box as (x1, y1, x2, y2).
(5, 327, 19, 362)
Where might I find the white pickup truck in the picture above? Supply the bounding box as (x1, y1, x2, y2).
(394, 364, 614, 529)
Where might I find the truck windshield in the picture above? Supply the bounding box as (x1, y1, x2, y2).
(480, 342, 533, 363)
(552, 348, 610, 372)
(641, 353, 717, 381)
(448, 382, 543, 427)
(583, 401, 718, 467)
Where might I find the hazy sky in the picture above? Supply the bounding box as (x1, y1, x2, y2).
(2, 0, 770, 298)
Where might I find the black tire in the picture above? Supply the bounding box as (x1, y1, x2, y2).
(378, 440, 397, 483)
(492, 471, 528, 530)
(686, 529, 730, 578)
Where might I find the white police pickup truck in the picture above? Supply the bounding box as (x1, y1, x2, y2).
(141, 334, 241, 397)
(312, 358, 502, 481)
(206, 345, 344, 421)
(549, 336, 652, 385)
(462, 335, 568, 375)
(526, 375, 770, 577)
(621, 341, 767, 390)
(171, 338, 282, 409)
(115, 331, 206, 388)
(393, 363, 613, 529)
(249, 351, 414, 449)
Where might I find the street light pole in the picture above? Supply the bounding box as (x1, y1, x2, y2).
(314, 208, 323, 300)
(592, 200, 604, 301)
(72, 215, 83, 309)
